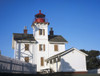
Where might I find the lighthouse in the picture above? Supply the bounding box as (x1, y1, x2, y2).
(31, 10, 50, 71)
(12, 10, 87, 73)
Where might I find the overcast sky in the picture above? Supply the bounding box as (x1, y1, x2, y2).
(0, 0, 100, 58)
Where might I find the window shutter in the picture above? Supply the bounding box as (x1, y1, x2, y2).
(54, 45, 58, 51)
(43, 44, 45, 51)
(43, 29, 45, 35)
(41, 57, 44, 66)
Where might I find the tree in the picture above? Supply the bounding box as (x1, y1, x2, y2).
(80, 49, 100, 70)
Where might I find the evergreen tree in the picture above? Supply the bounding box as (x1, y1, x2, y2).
(80, 49, 100, 70)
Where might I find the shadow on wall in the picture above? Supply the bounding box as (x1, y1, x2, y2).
(59, 58, 75, 72)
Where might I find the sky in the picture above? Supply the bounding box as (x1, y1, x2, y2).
(0, 0, 100, 58)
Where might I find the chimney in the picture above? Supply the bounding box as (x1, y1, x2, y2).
(24, 26, 27, 34)
(49, 27, 54, 36)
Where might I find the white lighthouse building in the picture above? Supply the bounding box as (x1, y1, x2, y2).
(12, 10, 88, 73)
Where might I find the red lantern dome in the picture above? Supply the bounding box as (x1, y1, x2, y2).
(34, 10, 49, 24)
(35, 10, 45, 17)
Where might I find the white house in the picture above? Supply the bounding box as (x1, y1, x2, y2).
(12, 10, 88, 73)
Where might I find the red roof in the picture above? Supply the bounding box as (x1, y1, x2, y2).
(35, 10, 45, 16)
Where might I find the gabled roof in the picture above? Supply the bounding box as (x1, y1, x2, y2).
(45, 48, 88, 61)
(48, 35, 68, 43)
(13, 33, 67, 43)
(13, 33, 36, 41)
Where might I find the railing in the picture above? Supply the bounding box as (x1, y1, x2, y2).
(0, 55, 36, 74)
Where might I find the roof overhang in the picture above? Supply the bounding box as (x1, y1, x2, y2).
(45, 48, 88, 62)
(45, 48, 74, 62)
(16, 40, 36, 43)
(49, 41, 68, 44)
(73, 48, 88, 56)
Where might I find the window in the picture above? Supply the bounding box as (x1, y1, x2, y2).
(43, 29, 45, 35)
(39, 29, 42, 35)
(25, 57, 29, 63)
(41, 57, 44, 66)
(50, 60, 52, 64)
(39, 44, 42, 51)
(43, 44, 45, 51)
(54, 45, 58, 51)
(25, 44, 29, 50)
(39, 44, 45, 51)
(39, 29, 45, 35)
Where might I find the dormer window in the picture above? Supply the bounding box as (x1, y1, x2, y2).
(39, 29, 45, 35)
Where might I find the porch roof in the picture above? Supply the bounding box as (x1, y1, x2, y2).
(45, 48, 88, 62)
(45, 48, 74, 62)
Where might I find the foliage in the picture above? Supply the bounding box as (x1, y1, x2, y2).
(80, 49, 100, 70)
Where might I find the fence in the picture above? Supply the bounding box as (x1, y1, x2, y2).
(88, 68, 100, 74)
(0, 55, 36, 74)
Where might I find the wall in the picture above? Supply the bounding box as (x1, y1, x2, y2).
(60, 49, 87, 72)
(32, 23, 49, 72)
(33, 23, 48, 40)
(0, 55, 36, 74)
(35, 40, 49, 72)
(48, 43, 65, 57)
(14, 42, 35, 64)
(49, 60, 61, 72)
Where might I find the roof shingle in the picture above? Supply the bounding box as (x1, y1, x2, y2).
(13, 33, 35, 41)
(13, 33, 68, 43)
(48, 35, 68, 43)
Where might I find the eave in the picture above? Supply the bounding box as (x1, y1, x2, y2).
(49, 41, 68, 44)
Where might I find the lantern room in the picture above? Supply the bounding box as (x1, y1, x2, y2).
(34, 10, 48, 23)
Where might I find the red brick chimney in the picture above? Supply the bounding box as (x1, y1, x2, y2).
(24, 26, 27, 34)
